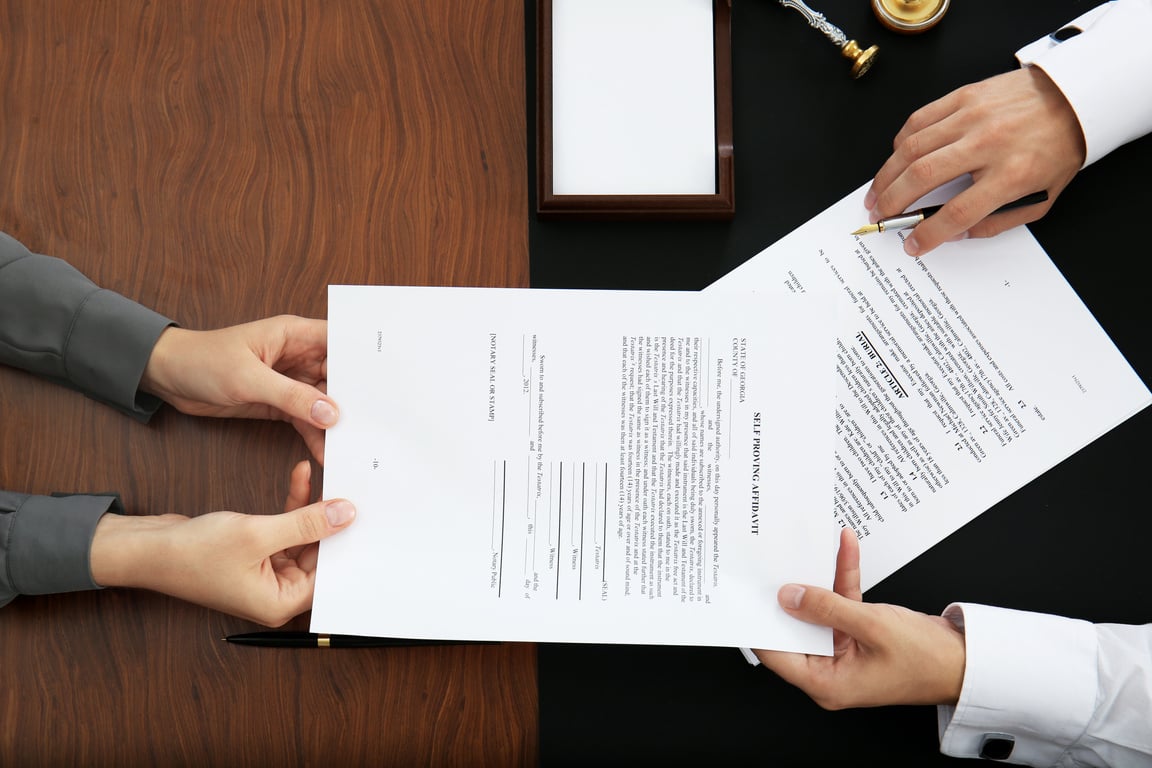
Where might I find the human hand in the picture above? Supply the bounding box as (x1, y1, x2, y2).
(865, 66, 1085, 257)
(754, 528, 966, 709)
(90, 460, 356, 627)
(141, 316, 336, 462)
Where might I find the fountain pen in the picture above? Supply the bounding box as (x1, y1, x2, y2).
(224, 631, 497, 648)
(852, 190, 1049, 235)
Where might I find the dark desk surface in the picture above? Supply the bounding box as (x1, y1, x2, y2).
(528, 1, 1152, 765)
(0, 2, 534, 765)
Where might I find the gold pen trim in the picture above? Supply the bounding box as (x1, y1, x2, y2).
(317, 634, 331, 647)
(851, 211, 925, 236)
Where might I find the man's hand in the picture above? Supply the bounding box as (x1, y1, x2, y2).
(754, 529, 966, 709)
(865, 66, 1085, 257)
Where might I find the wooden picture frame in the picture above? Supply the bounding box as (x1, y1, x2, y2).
(536, 0, 734, 221)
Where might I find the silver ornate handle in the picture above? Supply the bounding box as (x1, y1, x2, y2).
(774, 0, 878, 78)
(776, 0, 848, 48)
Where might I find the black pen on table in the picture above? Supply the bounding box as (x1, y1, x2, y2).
(224, 631, 498, 648)
(851, 190, 1049, 235)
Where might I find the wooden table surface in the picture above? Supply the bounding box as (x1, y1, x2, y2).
(0, 2, 535, 765)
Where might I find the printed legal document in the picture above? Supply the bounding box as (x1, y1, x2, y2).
(312, 286, 838, 653)
(711, 182, 1152, 591)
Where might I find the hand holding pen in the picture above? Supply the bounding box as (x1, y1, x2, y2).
(863, 66, 1085, 257)
(853, 191, 1048, 236)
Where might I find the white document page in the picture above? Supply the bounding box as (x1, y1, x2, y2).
(312, 286, 837, 653)
(710, 183, 1152, 591)
(551, 0, 716, 195)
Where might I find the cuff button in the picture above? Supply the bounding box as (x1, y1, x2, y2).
(979, 734, 1016, 761)
(1048, 25, 1083, 43)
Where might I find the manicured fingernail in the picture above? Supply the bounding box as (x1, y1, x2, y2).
(311, 399, 339, 427)
(868, 207, 881, 224)
(904, 235, 921, 257)
(948, 231, 969, 242)
(779, 584, 806, 610)
(863, 189, 877, 210)
(325, 500, 356, 526)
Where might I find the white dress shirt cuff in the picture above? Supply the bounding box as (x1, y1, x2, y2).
(937, 602, 1097, 764)
(1015, 0, 1152, 168)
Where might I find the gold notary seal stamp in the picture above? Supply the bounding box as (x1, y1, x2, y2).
(776, 0, 879, 78)
(872, 0, 950, 33)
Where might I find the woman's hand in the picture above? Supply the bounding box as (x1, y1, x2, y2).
(90, 461, 355, 627)
(141, 316, 337, 462)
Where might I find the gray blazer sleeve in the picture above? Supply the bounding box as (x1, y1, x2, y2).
(0, 492, 122, 607)
(0, 231, 174, 606)
(0, 231, 173, 420)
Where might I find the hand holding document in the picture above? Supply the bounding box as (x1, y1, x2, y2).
(312, 286, 839, 654)
(711, 182, 1151, 591)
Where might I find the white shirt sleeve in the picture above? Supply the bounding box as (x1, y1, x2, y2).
(938, 603, 1152, 766)
(1015, 0, 1152, 167)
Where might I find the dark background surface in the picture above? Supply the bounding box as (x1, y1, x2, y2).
(529, 1, 1152, 765)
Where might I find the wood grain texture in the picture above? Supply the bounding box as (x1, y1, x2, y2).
(0, 1, 533, 765)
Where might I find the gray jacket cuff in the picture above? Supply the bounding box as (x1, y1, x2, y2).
(0, 233, 173, 421)
(0, 491, 121, 607)
(66, 287, 173, 420)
